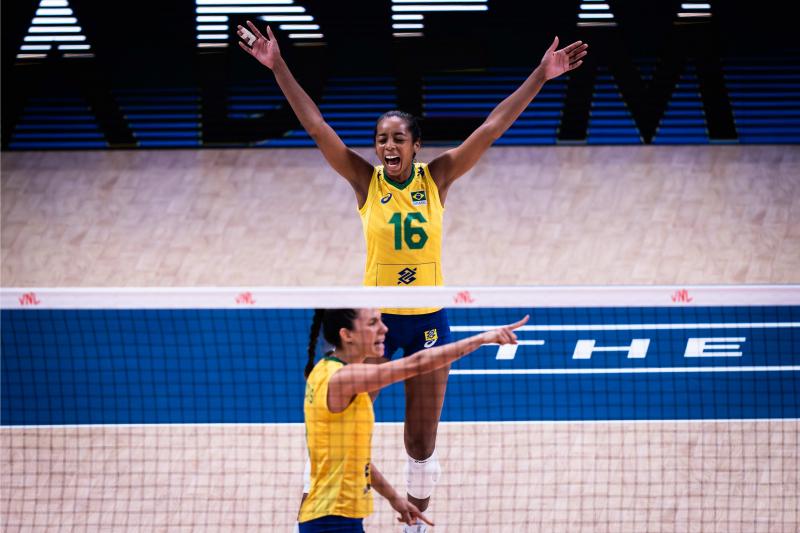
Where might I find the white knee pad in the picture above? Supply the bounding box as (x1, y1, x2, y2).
(405, 451, 441, 500)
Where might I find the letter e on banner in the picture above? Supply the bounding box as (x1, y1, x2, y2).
(685, 337, 745, 357)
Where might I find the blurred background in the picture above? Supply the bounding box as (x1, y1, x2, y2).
(3, 0, 799, 150)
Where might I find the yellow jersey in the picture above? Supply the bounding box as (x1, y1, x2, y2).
(299, 357, 374, 523)
(359, 162, 444, 315)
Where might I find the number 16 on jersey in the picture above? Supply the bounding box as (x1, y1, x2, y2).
(388, 212, 428, 250)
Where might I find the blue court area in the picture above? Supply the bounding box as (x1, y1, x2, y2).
(2, 306, 798, 425)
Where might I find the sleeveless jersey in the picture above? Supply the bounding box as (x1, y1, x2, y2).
(299, 357, 374, 523)
(359, 162, 444, 315)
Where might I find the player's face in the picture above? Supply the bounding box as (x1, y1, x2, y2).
(349, 308, 388, 359)
(375, 116, 421, 181)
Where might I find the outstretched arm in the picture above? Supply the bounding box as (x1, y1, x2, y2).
(327, 315, 529, 411)
(428, 37, 588, 202)
(371, 462, 434, 527)
(238, 22, 373, 205)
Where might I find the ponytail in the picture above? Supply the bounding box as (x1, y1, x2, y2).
(305, 309, 360, 379)
(305, 309, 324, 379)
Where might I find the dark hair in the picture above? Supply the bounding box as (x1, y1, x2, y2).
(374, 110, 422, 144)
(305, 309, 359, 379)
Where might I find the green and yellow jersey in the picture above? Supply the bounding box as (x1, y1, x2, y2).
(299, 357, 374, 523)
(358, 162, 444, 315)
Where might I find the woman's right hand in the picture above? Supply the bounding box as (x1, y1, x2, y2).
(390, 495, 434, 527)
(483, 315, 529, 345)
(238, 21, 281, 70)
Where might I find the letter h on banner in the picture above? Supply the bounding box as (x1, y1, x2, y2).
(573, 339, 651, 359)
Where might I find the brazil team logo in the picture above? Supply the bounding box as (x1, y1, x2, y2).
(424, 328, 438, 348)
(411, 190, 427, 206)
(381, 192, 392, 204)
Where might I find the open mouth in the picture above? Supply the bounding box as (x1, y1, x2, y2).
(385, 156, 401, 171)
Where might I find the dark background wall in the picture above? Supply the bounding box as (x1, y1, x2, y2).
(2, 0, 798, 149)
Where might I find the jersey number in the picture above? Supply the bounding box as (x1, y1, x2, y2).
(388, 212, 428, 250)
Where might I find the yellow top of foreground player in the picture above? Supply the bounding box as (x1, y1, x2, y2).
(300, 356, 375, 522)
(299, 308, 528, 526)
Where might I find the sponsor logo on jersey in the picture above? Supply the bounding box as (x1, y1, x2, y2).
(380, 192, 392, 204)
(424, 328, 438, 348)
(397, 267, 417, 285)
(410, 190, 427, 206)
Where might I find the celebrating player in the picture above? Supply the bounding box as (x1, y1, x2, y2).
(299, 308, 528, 532)
(239, 21, 586, 531)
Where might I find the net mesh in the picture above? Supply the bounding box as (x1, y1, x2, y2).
(2, 287, 799, 532)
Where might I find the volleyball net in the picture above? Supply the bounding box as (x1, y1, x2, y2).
(2, 286, 799, 531)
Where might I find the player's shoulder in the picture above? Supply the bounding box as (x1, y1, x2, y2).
(311, 357, 341, 378)
(415, 161, 431, 177)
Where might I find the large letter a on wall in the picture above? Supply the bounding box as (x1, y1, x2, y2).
(17, 0, 94, 61)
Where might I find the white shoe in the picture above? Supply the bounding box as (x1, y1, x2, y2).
(402, 522, 427, 533)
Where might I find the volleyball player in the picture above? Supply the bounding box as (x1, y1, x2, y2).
(238, 22, 586, 531)
(299, 308, 527, 532)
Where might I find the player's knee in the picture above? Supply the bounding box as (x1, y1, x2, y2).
(405, 450, 441, 499)
(405, 436, 436, 460)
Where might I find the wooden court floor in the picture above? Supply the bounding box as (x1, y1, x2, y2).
(2, 422, 797, 532)
(2, 145, 799, 287)
(1, 145, 799, 531)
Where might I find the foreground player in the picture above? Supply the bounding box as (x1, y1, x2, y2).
(239, 22, 587, 529)
(299, 309, 528, 532)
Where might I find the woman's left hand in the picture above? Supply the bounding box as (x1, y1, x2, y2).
(538, 37, 589, 80)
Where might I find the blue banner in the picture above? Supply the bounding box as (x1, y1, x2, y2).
(2, 306, 798, 425)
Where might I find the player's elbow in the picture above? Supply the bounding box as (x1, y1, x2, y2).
(306, 123, 325, 140)
(480, 120, 504, 142)
(409, 350, 443, 376)
(306, 119, 332, 141)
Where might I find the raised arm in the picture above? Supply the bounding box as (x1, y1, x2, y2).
(327, 315, 529, 410)
(428, 37, 589, 202)
(238, 22, 373, 205)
